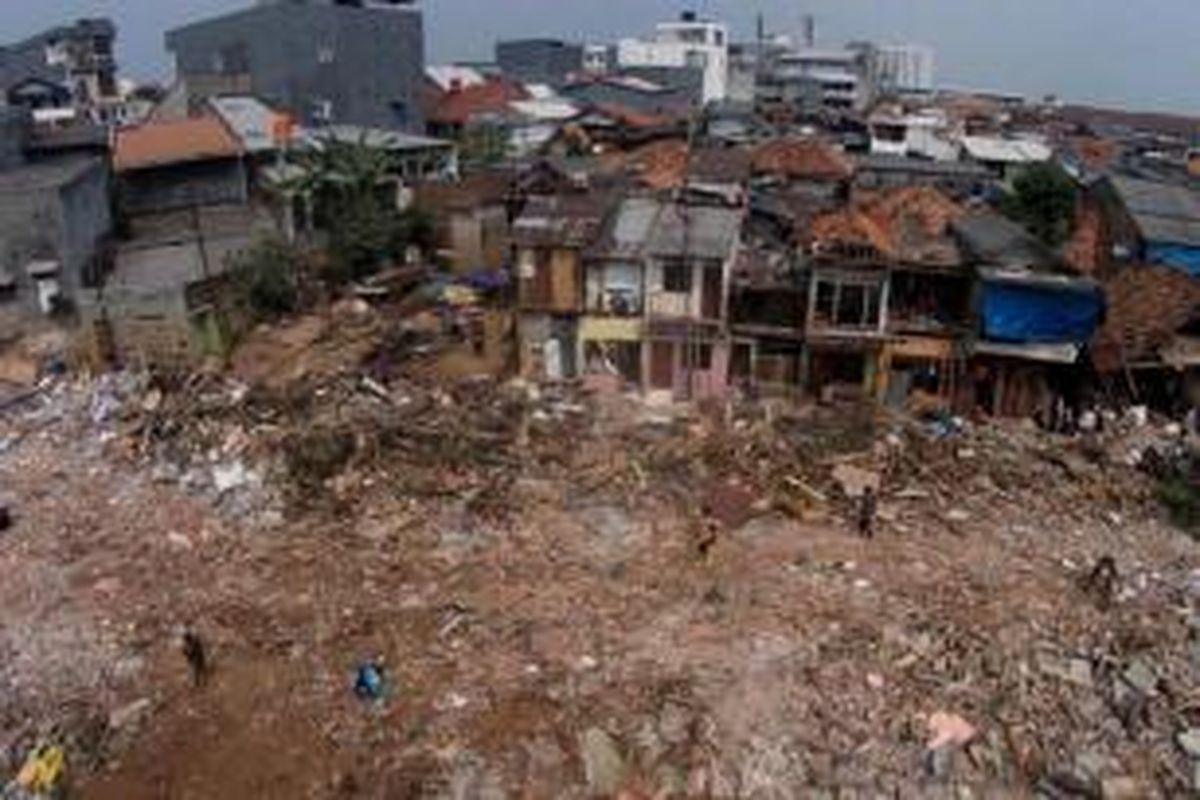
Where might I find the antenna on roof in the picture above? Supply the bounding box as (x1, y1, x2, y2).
(803, 14, 816, 48)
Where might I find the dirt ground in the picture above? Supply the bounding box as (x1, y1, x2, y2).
(4, 360, 1200, 797)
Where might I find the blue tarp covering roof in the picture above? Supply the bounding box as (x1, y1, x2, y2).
(1146, 243, 1200, 278)
(980, 278, 1103, 344)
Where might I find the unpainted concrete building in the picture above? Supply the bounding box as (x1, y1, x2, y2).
(166, 0, 425, 132)
(0, 155, 112, 316)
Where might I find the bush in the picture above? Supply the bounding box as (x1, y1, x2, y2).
(1157, 475, 1200, 532)
(233, 237, 300, 317)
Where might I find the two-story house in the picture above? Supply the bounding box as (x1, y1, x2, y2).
(804, 185, 974, 407)
(580, 196, 742, 400)
(512, 191, 614, 382)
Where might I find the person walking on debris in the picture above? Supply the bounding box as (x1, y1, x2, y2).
(858, 486, 878, 540)
(181, 627, 210, 687)
(695, 505, 720, 561)
(1080, 555, 1118, 611)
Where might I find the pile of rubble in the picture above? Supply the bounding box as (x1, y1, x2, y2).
(5, 307, 1200, 797)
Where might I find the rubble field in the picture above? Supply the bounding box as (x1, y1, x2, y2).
(5, 309, 1200, 798)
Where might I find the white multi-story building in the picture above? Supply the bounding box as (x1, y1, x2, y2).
(616, 12, 729, 105)
(874, 45, 935, 93)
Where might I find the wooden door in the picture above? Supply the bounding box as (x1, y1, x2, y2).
(650, 341, 675, 390)
(701, 265, 722, 320)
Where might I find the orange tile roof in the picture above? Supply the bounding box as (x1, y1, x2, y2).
(627, 138, 688, 189)
(114, 116, 242, 173)
(811, 185, 965, 265)
(1065, 136, 1119, 172)
(587, 102, 675, 130)
(626, 139, 752, 190)
(1063, 197, 1105, 276)
(426, 78, 529, 127)
(1092, 264, 1200, 372)
(751, 138, 854, 182)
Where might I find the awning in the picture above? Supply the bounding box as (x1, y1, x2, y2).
(973, 341, 1080, 364)
(1161, 336, 1200, 369)
(25, 260, 60, 278)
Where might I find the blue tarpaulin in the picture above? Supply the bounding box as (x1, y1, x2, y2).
(980, 280, 1103, 344)
(1147, 242, 1200, 278)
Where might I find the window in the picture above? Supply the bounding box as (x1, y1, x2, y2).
(317, 44, 336, 65)
(311, 99, 334, 124)
(813, 275, 884, 329)
(685, 343, 713, 371)
(663, 260, 692, 293)
(390, 100, 409, 126)
(685, 50, 709, 70)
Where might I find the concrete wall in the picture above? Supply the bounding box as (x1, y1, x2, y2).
(0, 157, 111, 314)
(497, 39, 583, 85)
(0, 107, 29, 170)
(120, 158, 248, 216)
(167, 2, 425, 131)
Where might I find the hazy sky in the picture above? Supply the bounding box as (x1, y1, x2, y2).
(5, 1, 1197, 114)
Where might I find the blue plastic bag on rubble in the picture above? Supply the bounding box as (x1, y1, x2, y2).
(354, 661, 386, 700)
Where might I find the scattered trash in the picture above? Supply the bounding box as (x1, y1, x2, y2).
(831, 464, 880, 500)
(212, 462, 253, 495)
(13, 744, 65, 795)
(926, 711, 977, 750)
(354, 661, 387, 701)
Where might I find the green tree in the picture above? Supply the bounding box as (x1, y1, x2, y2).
(998, 162, 1078, 248)
(281, 134, 406, 284)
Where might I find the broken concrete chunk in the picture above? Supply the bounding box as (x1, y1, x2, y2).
(1038, 654, 1094, 688)
(831, 464, 880, 500)
(926, 711, 977, 751)
(108, 697, 153, 733)
(579, 727, 626, 796)
(1101, 776, 1146, 800)
(1177, 728, 1200, 759)
(1121, 660, 1159, 697)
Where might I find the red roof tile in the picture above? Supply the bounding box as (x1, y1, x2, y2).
(751, 138, 854, 182)
(426, 78, 529, 127)
(1093, 265, 1200, 372)
(811, 186, 965, 265)
(587, 102, 676, 130)
(114, 116, 242, 172)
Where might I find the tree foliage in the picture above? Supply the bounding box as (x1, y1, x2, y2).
(998, 162, 1078, 248)
(280, 135, 436, 285)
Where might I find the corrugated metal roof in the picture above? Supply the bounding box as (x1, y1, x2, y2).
(508, 99, 580, 121)
(512, 192, 615, 248)
(1110, 174, 1200, 247)
(646, 202, 742, 259)
(209, 96, 285, 154)
(425, 65, 486, 92)
(960, 136, 1052, 164)
(952, 212, 1059, 272)
(857, 154, 990, 177)
(297, 126, 453, 153)
(590, 198, 742, 261)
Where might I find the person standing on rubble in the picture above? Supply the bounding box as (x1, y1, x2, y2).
(181, 627, 210, 688)
(858, 486, 877, 540)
